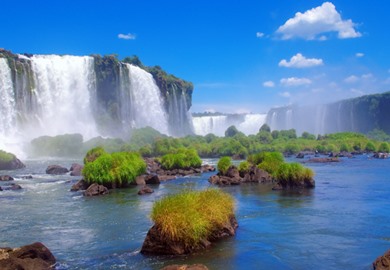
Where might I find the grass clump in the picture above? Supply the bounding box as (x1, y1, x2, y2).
(217, 156, 232, 175)
(275, 162, 314, 184)
(84, 146, 106, 164)
(0, 150, 14, 163)
(160, 148, 202, 170)
(151, 189, 235, 247)
(82, 151, 146, 188)
(253, 152, 284, 176)
(238, 160, 250, 174)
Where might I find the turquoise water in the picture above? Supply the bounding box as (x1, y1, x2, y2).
(0, 156, 389, 269)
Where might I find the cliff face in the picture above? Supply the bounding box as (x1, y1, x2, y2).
(266, 92, 390, 135)
(0, 49, 194, 139)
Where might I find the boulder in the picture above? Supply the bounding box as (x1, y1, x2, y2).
(46, 165, 69, 175)
(373, 152, 389, 159)
(138, 185, 154, 195)
(373, 249, 390, 270)
(242, 166, 273, 183)
(70, 179, 88, 191)
(1, 184, 22, 191)
(0, 242, 56, 270)
(69, 163, 83, 176)
(296, 152, 305, 159)
(141, 216, 238, 255)
(272, 177, 315, 190)
(0, 175, 14, 181)
(305, 157, 340, 163)
(0, 186, 2, 191)
(201, 164, 216, 172)
(21, 175, 33, 179)
(83, 183, 109, 196)
(0, 156, 25, 171)
(161, 264, 209, 270)
(209, 166, 241, 185)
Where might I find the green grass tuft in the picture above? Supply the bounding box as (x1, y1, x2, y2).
(217, 156, 232, 175)
(160, 148, 202, 170)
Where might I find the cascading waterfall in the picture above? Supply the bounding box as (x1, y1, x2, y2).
(238, 114, 266, 134)
(120, 64, 169, 135)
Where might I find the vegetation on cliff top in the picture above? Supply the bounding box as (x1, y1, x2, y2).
(151, 189, 235, 248)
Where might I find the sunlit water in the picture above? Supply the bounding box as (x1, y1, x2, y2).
(1, 156, 389, 269)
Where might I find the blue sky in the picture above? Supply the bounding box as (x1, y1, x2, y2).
(1, 0, 390, 113)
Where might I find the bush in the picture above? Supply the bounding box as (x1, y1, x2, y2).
(238, 161, 250, 174)
(82, 151, 146, 188)
(378, 142, 390, 153)
(161, 148, 202, 170)
(252, 152, 285, 177)
(217, 156, 232, 174)
(0, 150, 14, 163)
(84, 146, 106, 164)
(365, 141, 376, 152)
(151, 189, 235, 248)
(275, 162, 314, 184)
(225, 125, 239, 137)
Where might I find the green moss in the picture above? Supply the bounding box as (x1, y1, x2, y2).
(82, 151, 146, 188)
(151, 189, 235, 248)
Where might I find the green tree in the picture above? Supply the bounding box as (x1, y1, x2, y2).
(225, 125, 239, 137)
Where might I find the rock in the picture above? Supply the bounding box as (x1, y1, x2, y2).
(83, 183, 109, 196)
(0, 157, 25, 171)
(138, 185, 154, 195)
(158, 175, 176, 181)
(141, 216, 238, 255)
(69, 163, 83, 176)
(305, 157, 340, 163)
(135, 175, 146, 185)
(209, 166, 241, 185)
(21, 175, 33, 179)
(373, 152, 389, 159)
(46, 165, 69, 175)
(0, 242, 56, 270)
(296, 152, 305, 158)
(0, 186, 2, 191)
(242, 166, 273, 183)
(373, 249, 390, 270)
(0, 175, 14, 181)
(272, 177, 315, 190)
(161, 264, 209, 270)
(145, 174, 160, 185)
(70, 179, 88, 191)
(8, 184, 22, 190)
(201, 164, 216, 172)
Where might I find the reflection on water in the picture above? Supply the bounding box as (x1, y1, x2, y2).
(0, 156, 389, 269)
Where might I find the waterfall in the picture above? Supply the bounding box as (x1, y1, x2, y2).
(120, 64, 169, 135)
(237, 114, 266, 134)
(29, 55, 98, 139)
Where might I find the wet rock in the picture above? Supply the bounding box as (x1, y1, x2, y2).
(70, 179, 88, 191)
(83, 183, 109, 196)
(0, 154, 25, 171)
(161, 264, 209, 270)
(46, 165, 69, 175)
(69, 163, 83, 176)
(0, 242, 56, 270)
(242, 166, 273, 183)
(141, 216, 238, 255)
(0, 186, 2, 191)
(296, 152, 305, 159)
(373, 152, 389, 159)
(0, 175, 14, 181)
(138, 185, 154, 195)
(209, 166, 241, 185)
(373, 249, 390, 270)
(305, 157, 340, 163)
(21, 175, 33, 179)
(272, 177, 315, 190)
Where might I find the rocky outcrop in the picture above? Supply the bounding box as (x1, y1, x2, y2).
(305, 157, 340, 163)
(209, 165, 272, 186)
(69, 163, 83, 176)
(83, 183, 109, 196)
(138, 185, 154, 195)
(373, 152, 389, 159)
(161, 264, 209, 270)
(272, 178, 315, 190)
(373, 249, 390, 270)
(46, 165, 69, 175)
(141, 216, 238, 255)
(70, 179, 89, 191)
(0, 155, 25, 171)
(0, 242, 56, 270)
(0, 175, 14, 181)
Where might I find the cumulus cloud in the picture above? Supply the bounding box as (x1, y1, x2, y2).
(279, 91, 291, 98)
(344, 73, 374, 83)
(279, 53, 324, 68)
(118, 33, 136, 40)
(256, 32, 264, 38)
(280, 77, 312, 87)
(356, 52, 364, 58)
(276, 2, 361, 40)
(263, 81, 275, 87)
(344, 75, 359, 83)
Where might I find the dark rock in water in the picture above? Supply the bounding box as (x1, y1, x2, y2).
(138, 185, 154, 195)
(21, 175, 33, 179)
(305, 157, 340, 163)
(373, 249, 390, 270)
(0, 155, 25, 171)
(83, 183, 109, 196)
(70, 179, 88, 191)
(296, 152, 305, 159)
(201, 164, 215, 172)
(135, 174, 161, 185)
(141, 216, 238, 255)
(0, 186, 2, 191)
(46, 165, 69, 175)
(209, 166, 241, 185)
(1, 183, 22, 191)
(0, 242, 56, 270)
(272, 178, 315, 191)
(69, 163, 83, 176)
(0, 175, 14, 181)
(242, 166, 273, 183)
(373, 152, 389, 159)
(161, 264, 209, 270)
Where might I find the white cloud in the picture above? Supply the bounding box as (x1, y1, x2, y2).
(276, 2, 361, 40)
(118, 33, 136, 40)
(344, 75, 359, 83)
(279, 53, 323, 68)
(280, 77, 312, 87)
(263, 81, 275, 87)
(279, 91, 291, 98)
(356, 52, 364, 58)
(256, 32, 264, 38)
(345, 73, 374, 83)
(362, 73, 373, 80)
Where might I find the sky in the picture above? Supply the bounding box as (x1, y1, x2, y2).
(1, 0, 390, 114)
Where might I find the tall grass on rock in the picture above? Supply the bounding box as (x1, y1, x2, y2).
(160, 148, 202, 170)
(275, 162, 315, 187)
(217, 156, 232, 175)
(150, 189, 235, 248)
(82, 151, 146, 188)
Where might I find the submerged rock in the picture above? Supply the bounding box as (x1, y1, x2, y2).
(138, 185, 154, 195)
(141, 216, 238, 255)
(305, 157, 340, 163)
(0, 242, 56, 270)
(373, 249, 390, 270)
(70, 179, 88, 191)
(161, 264, 209, 270)
(46, 165, 69, 175)
(0, 175, 14, 181)
(83, 183, 109, 196)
